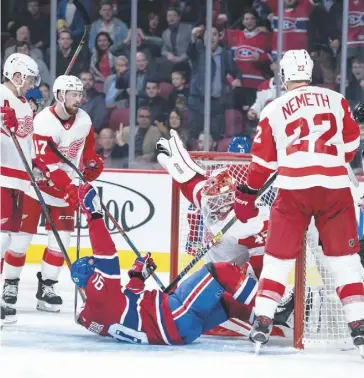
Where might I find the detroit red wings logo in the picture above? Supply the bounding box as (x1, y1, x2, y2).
(58, 138, 84, 161)
(16, 116, 34, 138)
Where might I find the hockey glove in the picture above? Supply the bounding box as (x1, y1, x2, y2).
(32, 158, 51, 187)
(128, 253, 157, 282)
(156, 129, 205, 183)
(64, 184, 79, 211)
(234, 185, 259, 223)
(1, 106, 18, 133)
(83, 154, 104, 182)
(78, 183, 103, 221)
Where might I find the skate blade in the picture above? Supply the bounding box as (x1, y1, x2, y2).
(254, 341, 262, 355)
(36, 301, 61, 313)
(359, 345, 364, 359)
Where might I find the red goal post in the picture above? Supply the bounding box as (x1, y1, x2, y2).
(169, 151, 355, 349)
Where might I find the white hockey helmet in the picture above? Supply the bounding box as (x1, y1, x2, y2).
(3, 53, 40, 89)
(53, 75, 83, 102)
(279, 49, 314, 88)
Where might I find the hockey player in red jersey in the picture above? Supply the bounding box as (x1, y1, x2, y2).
(1, 53, 40, 322)
(71, 183, 261, 345)
(1, 75, 103, 322)
(235, 49, 364, 354)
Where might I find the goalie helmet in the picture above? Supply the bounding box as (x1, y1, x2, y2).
(201, 169, 235, 222)
(3, 53, 40, 89)
(279, 49, 314, 89)
(71, 256, 95, 288)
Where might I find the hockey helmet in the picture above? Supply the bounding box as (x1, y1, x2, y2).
(3, 53, 40, 88)
(228, 136, 251, 153)
(353, 102, 364, 124)
(201, 169, 235, 221)
(53, 75, 83, 102)
(25, 87, 44, 111)
(279, 50, 314, 88)
(71, 256, 96, 288)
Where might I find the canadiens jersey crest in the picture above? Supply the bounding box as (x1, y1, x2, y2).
(232, 45, 257, 61)
(348, 11, 364, 28)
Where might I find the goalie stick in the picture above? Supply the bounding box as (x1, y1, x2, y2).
(1, 125, 86, 302)
(163, 171, 277, 294)
(46, 140, 167, 292)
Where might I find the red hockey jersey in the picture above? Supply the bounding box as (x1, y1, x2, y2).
(223, 29, 272, 89)
(348, 0, 364, 49)
(78, 218, 183, 345)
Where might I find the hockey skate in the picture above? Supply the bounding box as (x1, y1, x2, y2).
(348, 319, 364, 358)
(1, 278, 19, 324)
(249, 315, 273, 354)
(35, 272, 62, 313)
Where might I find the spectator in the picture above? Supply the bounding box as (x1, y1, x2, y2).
(89, 0, 128, 53)
(79, 71, 107, 132)
(11, 0, 50, 51)
(197, 132, 218, 152)
(188, 25, 242, 139)
(54, 30, 89, 77)
(138, 79, 170, 122)
(161, 7, 193, 71)
(57, 0, 92, 42)
(39, 83, 53, 107)
(4, 25, 43, 63)
(219, 9, 272, 106)
(15, 41, 51, 86)
(116, 52, 157, 98)
(90, 32, 115, 84)
(169, 70, 189, 110)
(168, 109, 189, 147)
(110, 28, 164, 71)
(142, 12, 164, 38)
(104, 55, 129, 109)
(97, 127, 129, 168)
(122, 107, 161, 162)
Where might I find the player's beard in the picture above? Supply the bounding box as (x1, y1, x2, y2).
(65, 103, 79, 116)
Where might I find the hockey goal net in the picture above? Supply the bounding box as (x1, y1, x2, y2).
(169, 152, 353, 349)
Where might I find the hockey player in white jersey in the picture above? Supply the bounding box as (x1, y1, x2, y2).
(1, 75, 103, 322)
(1, 53, 40, 322)
(235, 49, 364, 354)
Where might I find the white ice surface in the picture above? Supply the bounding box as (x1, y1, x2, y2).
(1, 265, 363, 378)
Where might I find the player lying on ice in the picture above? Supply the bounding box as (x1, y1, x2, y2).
(71, 183, 281, 345)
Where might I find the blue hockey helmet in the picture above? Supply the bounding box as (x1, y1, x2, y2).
(25, 87, 43, 110)
(71, 256, 96, 288)
(227, 136, 251, 153)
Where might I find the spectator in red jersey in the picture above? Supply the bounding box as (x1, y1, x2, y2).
(218, 9, 272, 106)
(90, 32, 115, 85)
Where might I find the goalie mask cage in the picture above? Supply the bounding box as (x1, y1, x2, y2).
(169, 152, 352, 350)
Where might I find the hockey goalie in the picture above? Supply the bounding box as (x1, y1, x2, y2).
(156, 131, 293, 337)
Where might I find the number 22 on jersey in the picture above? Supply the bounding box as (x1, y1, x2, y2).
(285, 112, 338, 156)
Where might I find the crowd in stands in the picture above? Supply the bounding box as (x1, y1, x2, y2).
(1, 0, 363, 169)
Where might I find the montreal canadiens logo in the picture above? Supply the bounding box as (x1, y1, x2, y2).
(58, 138, 84, 160)
(234, 45, 256, 61)
(16, 116, 34, 138)
(282, 17, 297, 31)
(348, 12, 364, 27)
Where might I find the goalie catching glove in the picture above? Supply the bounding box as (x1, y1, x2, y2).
(156, 129, 205, 183)
(78, 183, 103, 221)
(128, 253, 157, 282)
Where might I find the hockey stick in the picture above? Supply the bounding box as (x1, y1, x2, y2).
(65, 0, 91, 75)
(2, 127, 87, 302)
(46, 141, 167, 291)
(163, 172, 278, 294)
(74, 178, 82, 320)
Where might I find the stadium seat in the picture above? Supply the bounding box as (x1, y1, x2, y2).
(217, 138, 232, 152)
(224, 109, 244, 137)
(109, 108, 130, 131)
(159, 82, 174, 99)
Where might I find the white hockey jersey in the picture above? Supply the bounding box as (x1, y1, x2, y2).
(0, 84, 34, 192)
(27, 105, 94, 206)
(247, 85, 360, 190)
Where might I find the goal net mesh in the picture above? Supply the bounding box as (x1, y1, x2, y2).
(175, 155, 352, 347)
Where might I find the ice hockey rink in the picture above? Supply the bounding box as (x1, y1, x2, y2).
(1, 264, 363, 378)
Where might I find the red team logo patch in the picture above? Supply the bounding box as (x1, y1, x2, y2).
(15, 116, 34, 138)
(58, 138, 84, 160)
(348, 11, 364, 27)
(233, 45, 257, 61)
